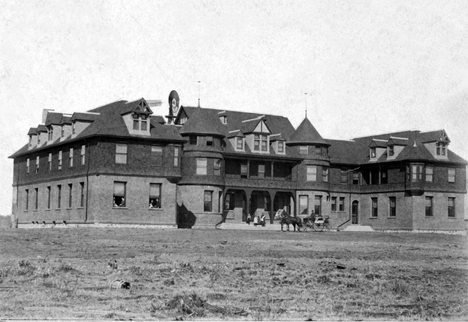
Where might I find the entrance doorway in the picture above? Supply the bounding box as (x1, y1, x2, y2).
(352, 201, 359, 224)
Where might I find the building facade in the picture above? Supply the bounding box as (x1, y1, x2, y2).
(9, 91, 467, 231)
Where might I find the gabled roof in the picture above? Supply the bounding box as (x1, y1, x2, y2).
(419, 130, 450, 143)
(71, 112, 99, 122)
(269, 134, 286, 141)
(27, 128, 38, 135)
(387, 137, 408, 146)
(60, 115, 72, 125)
(44, 112, 63, 126)
(288, 117, 328, 146)
(120, 98, 153, 116)
(227, 130, 245, 138)
(240, 116, 271, 134)
(369, 139, 387, 148)
(37, 125, 47, 133)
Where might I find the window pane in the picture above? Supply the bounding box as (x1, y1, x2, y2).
(299, 196, 308, 215)
(114, 182, 125, 196)
(204, 191, 213, 212)
(196, 158, 207, 175)
(116, 144, 127, 153)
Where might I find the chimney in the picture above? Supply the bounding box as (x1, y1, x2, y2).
(42, 109, 54, 123)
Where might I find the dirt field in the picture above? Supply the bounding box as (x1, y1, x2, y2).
(0, 227, 467, 321)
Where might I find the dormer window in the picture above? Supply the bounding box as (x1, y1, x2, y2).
(72, 122, 76, 134)
(236, 137, 244, 150)
(253, 134, 268, 152)
(141, 115, 147, 131)
(370, 147, 376, 158)
(388, 145, 394, 156)
(48, 128, 53, 141)
(132, 113, 149, 131)
(220, 115, 227, 124)
(436, 142, 446, 156)
(278, 142, 284, 153)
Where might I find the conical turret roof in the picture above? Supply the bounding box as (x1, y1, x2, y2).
(288, 117, 328, 146)
(179, 108, 225, 137)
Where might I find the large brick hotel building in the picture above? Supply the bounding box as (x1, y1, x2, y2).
(9, 91, 467, 231)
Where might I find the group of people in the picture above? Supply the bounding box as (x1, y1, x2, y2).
(246, 212, 267, 226)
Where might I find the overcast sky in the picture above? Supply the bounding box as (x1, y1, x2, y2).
(1, 0, 467, 216)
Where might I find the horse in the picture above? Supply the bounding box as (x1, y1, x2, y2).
(275, 209, 303, 232)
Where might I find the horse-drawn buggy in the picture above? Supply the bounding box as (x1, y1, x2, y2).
(275, 209, 331, 232)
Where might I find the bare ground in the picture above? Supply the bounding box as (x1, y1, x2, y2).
(0, 227, 467, 320)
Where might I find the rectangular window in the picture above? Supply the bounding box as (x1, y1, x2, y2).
(331, 197, 337, 212)
(411, 165, 423, 182)
(258, 164, 265, 178)
(307, 165, 317, 181)
(25, 189, 29, 211)
(69, 148, 74, 167)
(315, 146, 321, 155)
(254, 135, 260, 151)
(204, 190, 213, 212)
(299, 146, 308, 154)
(149, 183, 161, 208)
(425, 196, 433, 217)
(35, 156, 39, 174)
(151, 146, 163, 166)
(278, 141, 284, 153)
(206, 136, 213, 146)
(448, 197, 455, 217)
(26, 158, 30, 174)
(299, 195, 308, 215)
(190, 136, 197, 145)
(261, 135, 268, 151)
(47, 186, 51, 209)
(218, 191, 223, 212)
(67, 183, 72, 208)
(48, 153, 52, 171)
(58, 151, 62, 170)
(389, 145, 394, 156)
(426, 166, 433, 182)
(381, 169, 388, 184)
(389, 197, 396, 217)
(371, 197, 378, 217)
(72, 122, 76, 134)
(214, 159, 221, 176)
(141, 119, 147, 131)
(57, 185, 61, 209)
(113, 182, 126, 207)
(133, 119, 139, 130)
(339, 197, 345, 212)
(241, 163, 248, 178)
(196, 158, 207, 175)
(322, 167, 329, 182)
(115, 144, 128, 164)
(448, 168, 455, 183)
(174, 147, 180, 167)
(81, 145, 86, 165)
(370, 147, 376, 158)
(80, 182, 85, 208)
(236, 137, 244, 150)
(314, 196, 322, 215)
(352, 172, 360, 185)
(61, 127, 64, 137)
(341, 170, 348, 184)
(34, 188, 39, 210)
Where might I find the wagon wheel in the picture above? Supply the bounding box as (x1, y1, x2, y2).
(313, 222, 324, 232)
